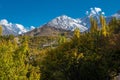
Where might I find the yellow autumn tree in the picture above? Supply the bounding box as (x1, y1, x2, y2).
(73, 28, 80, 38)
(0, 25, 2, 36)
(90, 16, 98, 33)
(100, 15, 109, 37)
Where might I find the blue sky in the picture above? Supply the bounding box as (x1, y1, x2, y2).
(0, 0, 120, 28)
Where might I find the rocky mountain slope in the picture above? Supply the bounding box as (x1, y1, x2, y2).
(46, 15, 88, 32)
(25, 25, 72, 37)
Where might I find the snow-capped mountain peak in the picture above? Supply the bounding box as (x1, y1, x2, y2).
(79, 7, 106, 28)
(0, 19, 9, 26)
(0, 19, 27, 35)
(46, 15, 88, 32)
(1, 7, 120, 36)
(112, 10, 120, 19)
(58, 15, 70, 19)
(86, 7, 105, 17)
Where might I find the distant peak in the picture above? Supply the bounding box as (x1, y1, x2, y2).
(86, 7, 105, 17)
(46, 14, 87, 32)
(112, 10, 120, 18)
(57, 15, 71, 19)
(116, 10, 120, 14)
(0, 19, 8, 25)
(59, 14, 69, 17)
(0, 19, 27, 35)
(51, 15, 74, 22)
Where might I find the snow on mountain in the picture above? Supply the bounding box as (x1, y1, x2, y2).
(45, 8, 119, 34)
(30, 26, 36, 30)
(0, 19, 27, 35)
(88, 7, 105, 17)
(112, 10, 120, 19)
(46, 7, 106, 32)
(80, 7, 105, 28)
(46, 15, 88, 32)
(1, 7, 119, 36)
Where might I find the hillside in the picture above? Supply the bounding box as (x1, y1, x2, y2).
(0, 15, 120, 80)
(24, 25, 73, 37)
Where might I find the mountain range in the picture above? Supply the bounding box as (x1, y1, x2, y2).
(0, 19, 27, 35)
(0, 7, 120, 36)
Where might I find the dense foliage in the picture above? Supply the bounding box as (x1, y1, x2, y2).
(0, 16, 120, 80)
(0, 36, 40, 80)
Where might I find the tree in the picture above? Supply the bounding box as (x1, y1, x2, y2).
(100, 15, 109, 37)
(0, 36, 40, 80)
(73, 28, 80, 39)
(0, 25, 2, 36)
(109, 17, 120, 34)
(90, 16, 98, 33)
(58, 34, 66, 45)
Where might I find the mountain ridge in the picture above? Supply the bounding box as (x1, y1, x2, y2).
(1, 7, 120, 36)
(0, 19, 27, 35)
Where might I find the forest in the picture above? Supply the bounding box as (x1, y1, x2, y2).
(0, 15, 120, 80)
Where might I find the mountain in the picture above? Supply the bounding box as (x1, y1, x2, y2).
(39, 7, 106, 33)
(24, 7, 117, 36)
(78, 7, 105, 28)
(25, 15, 89, 36)
(25, 25, 73, 37)
(1, 7, 120, 36)
(24, 15, 89, 37)
(46, 15, 88, 32)
(77, 7, 120, 29)
(112, 10, 120, 19)
(0, 19, 27, 35)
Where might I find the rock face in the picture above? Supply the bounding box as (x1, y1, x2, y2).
(25, 25, 73, 37)
(46, 15, 88, 32)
